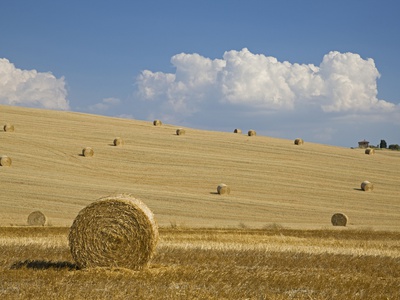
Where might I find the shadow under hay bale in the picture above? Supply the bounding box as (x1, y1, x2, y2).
(11, 260, 78, 270)
(176, 128, 186, 135)
(365, 148, 375, 155)
(3, 124, 14, 132)
(113, 137, 124, 146)
(361, 180, 374, 191)
(82, 147, 94, 157)
(153, 120, 162, 126)
(233, 129, 242, 134)
(331, 213, 348, 226)
(68, 194, 159, 270)
(0, 155, 12, 167)
(294, 138, 304, 145)
(217, 183, 230, 195)
(248, 130, 256, 136)
(27, 211, 47, 226)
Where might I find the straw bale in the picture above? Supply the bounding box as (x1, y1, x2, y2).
(113, 137, 124, 146)
(3, 124, 14, 132)
(82, 147, 94, 157)
(176, 128, 186, 135)
(365, 148, 375, 155)
(153, 120, 162, 126)
(27, 211, 47, 226)
(234, 129, 242, 134)
(331, 213, 348, 226)
(294, 138, 304, 145)
(0, 155, 12, 167)
(248, 130, 256, 136)
(69, 194, 159, 270)
(361, 180, 374, 191)
(217, 183, 230, 195)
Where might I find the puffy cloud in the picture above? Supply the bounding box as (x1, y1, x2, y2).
(0, 58, 69, 110)
(135, 48, 396, 115)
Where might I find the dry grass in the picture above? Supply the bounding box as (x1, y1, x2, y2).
(0, 226, 399, 299)
(0, 104, 400, 231)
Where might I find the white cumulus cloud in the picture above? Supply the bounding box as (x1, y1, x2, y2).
(136, 48, 396, 116)
(0, 58, 69, 110)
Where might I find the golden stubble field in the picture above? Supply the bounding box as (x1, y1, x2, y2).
(1, 104, 399, 229)
(1, 105, 400, 299)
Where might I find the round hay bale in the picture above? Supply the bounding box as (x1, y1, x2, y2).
(233, 129, 242, 134)
(0, 155, 12, 167)
(3, 124, 14, 132)
(27, 211, 47, 226)
(294, 138, 304, 145)
(331, 213, 348, 226)
(176, 128, 186, 135)
(361, 180, 374, 191)
(217, 183, 230, 195)
(153, 120, 162, 126)
(248, 130, 256, 136)
(68, 194, 159, 270)
(82, 147, 94, 157)
(365, 148, 375, 155)
(113, 137, 124, 146)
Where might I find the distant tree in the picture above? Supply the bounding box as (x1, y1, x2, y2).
(388, 144, 400, 150)
(380, 140, 387, 149)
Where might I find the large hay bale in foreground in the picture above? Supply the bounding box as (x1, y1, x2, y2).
(153, 120, 162, 126)
(217, 183, 230, 195)
(233, 129, 242, 134)
(176, 128, 186, 135)
(113, 137, 124, 146)
(69, 194, 159, 270)
(82, 147, 94, 157)
(0, 155, 12, 167)
(294, 138, 304, 145)
(361, 180, 374, 191)
(331, 213, 348, 226)
(27, 211, 47, 226)
(365, 148, 375, 155)
(3, 124, 14, 132)
(248, 130, 256, 136)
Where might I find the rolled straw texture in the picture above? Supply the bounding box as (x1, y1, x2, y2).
(82, 147, 94, 157)
(233, 129, 242, 134)
(217, 183, 230, 195)
(27, 211, 47, 226)
(113, 137, 124, 146)
(69, 194, 159, 270)
(176, 128, 186, 135)
(361, 181, 374, 191)
(153, 120, 162, 126)
(365, 148, 375, 155)
(0, 155, 12, 167)
(3, 124, 14, 132)
(331, 213, 348, 226)
(294, 138, 304, 145)
(248, 130, 256, 136)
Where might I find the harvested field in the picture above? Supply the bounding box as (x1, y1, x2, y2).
(0, 226, 399, 299)
(0, 104, 400, 231)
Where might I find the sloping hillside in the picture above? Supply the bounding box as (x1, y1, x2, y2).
(1, 105, 399, 229)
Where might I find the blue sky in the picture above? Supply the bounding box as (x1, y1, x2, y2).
(1, 1, 399, 147)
